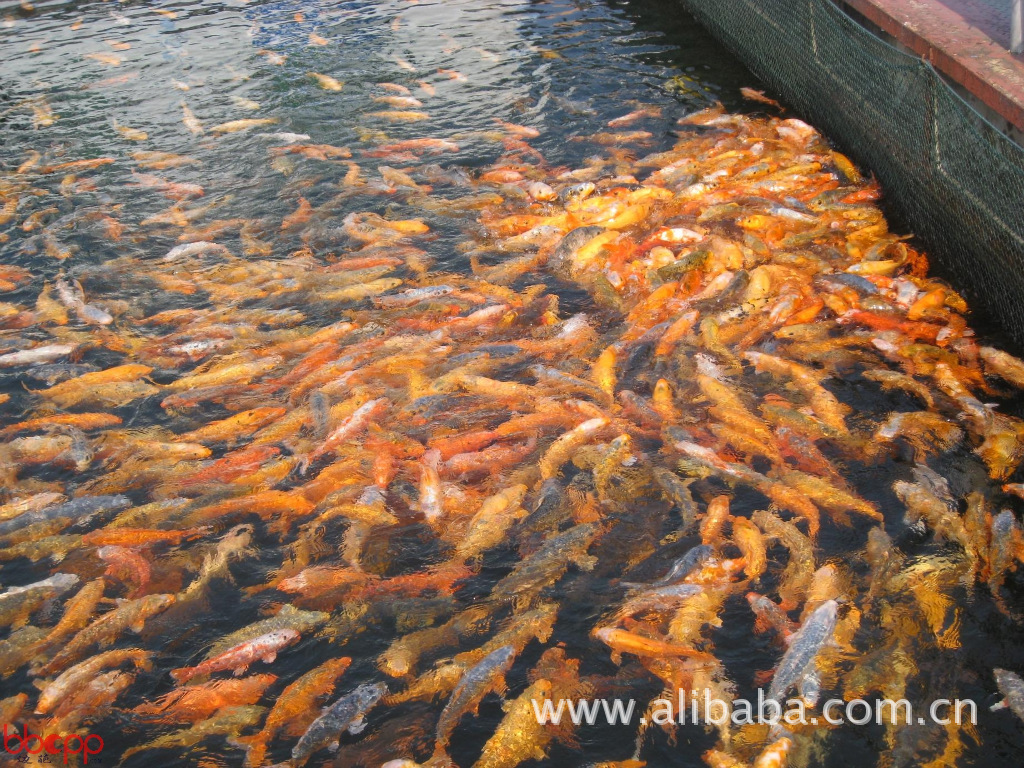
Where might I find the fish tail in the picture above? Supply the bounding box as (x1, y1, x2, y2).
(226, 734, 260, 760)
(427, 745, 455, 768)
(243, 742, 267, 768)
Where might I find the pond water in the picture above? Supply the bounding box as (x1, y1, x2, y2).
(1, 1, 1023, 767)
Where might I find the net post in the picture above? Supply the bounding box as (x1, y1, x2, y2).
(1013, 0, 1023, 55)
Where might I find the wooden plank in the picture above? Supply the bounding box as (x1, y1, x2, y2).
(840, 0, 1024, 130)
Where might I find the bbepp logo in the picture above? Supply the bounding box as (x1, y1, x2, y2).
(3, 725, 104, 764)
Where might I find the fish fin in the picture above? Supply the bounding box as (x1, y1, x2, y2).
(797, 671, 820, 699)
(130, 620, 146, 633)
(31, 679, 46, 690)
(169, 668, 188, 683)
(262, 651, 277, 664)
(328, 739, 341, 752)
(991, 700, 1008, 712)
(493, 674, 508, 698)
(830, 509, 852, 527)
(234, 665, 249, 676)
(347, 715, 366, 735)
(427, 748, 455, 768)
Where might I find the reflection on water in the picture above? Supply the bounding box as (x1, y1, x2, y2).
(0, 0, 733, 286)
(1, 1, 1023, 767)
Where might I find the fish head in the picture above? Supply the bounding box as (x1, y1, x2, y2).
(355, 681, 389, 709)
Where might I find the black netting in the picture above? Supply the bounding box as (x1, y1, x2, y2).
(677, 0, 1024, 346)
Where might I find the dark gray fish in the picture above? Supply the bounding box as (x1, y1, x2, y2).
(448, 351, 490, 366)
(989, 510, 1023, 595)
(490, 522, 599, 605)
(548, 226, 605, 276)
(623, 322, 670, 372)
(291, 681, 387, 764)
(653, 468, 699, 533)
(309, 391, 331, 441)
(616, 583, 702, 617)
(22, 363, 100, 385)
(436, 645, 516, 750)
(816, 273, 879, 296)
(519, 478, 572, 543)
(650, 544, 713, 587)
(472, 344, 523, 358)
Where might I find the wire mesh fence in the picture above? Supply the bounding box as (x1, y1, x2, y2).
(677, 0, 1024, 347)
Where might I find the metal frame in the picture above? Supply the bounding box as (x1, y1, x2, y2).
(1014, 0, 1023, 55)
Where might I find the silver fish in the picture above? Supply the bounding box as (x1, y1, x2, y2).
(0, 344, 77, 368)
(55, 275, 113, 325)
(768, 599, 838, 702)
(436, 645, 516, 750)
(163, 241, 231, 261)
(291, 681, 388, 764)
(992, 668, 1024, 722)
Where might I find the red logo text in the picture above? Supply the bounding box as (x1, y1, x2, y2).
(3, 725, 104, 764)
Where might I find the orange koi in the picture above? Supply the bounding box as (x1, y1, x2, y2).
(134, 674, 277, 723)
